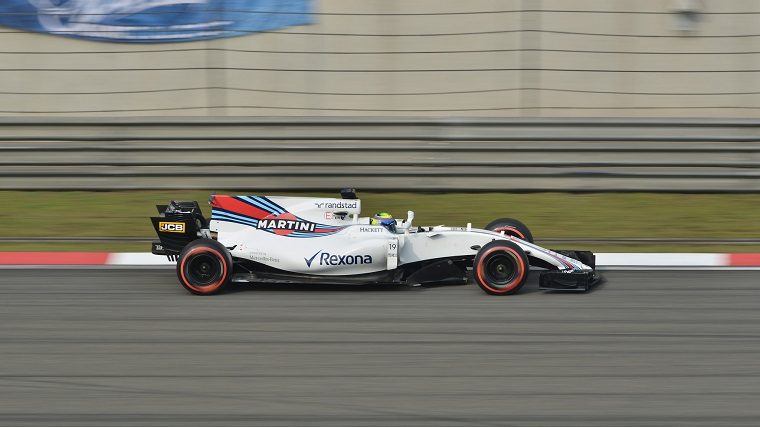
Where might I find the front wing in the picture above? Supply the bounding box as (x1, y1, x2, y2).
(539, 270, 603, 292)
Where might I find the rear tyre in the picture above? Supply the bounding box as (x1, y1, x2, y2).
(176, 238, 232, 295)
(484, 218, 534, 243)
(473, 241, 530, 295)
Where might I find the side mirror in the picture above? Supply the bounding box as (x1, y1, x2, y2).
(340, 188, 357, 200)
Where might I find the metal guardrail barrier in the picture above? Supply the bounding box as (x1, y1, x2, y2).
(0, 118, 758, 191)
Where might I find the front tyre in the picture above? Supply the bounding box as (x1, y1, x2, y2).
(176, 239, 232, 295)
(473, 241, 530, 295)
(484, 218, 533, 243)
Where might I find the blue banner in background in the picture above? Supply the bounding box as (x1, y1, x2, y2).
(0, 0, 313, 43)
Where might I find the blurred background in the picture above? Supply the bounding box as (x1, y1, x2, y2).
(1, 0, 758, 116)
(1, 0, 759, 251)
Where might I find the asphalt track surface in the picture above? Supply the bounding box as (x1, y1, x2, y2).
(1, 269, 759, 427)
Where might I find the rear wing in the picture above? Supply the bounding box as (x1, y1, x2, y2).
(150, 200, 207, 260)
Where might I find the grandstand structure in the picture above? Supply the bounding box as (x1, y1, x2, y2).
(1, 0, 759, 117)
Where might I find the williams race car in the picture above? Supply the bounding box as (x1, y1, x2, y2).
(150, 189, 601, 295)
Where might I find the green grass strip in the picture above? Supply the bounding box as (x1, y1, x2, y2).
(3, 191, 759, 252)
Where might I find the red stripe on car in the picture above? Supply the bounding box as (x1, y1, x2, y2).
(211, 195, 271, 219)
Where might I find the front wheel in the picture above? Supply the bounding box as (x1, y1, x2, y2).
(484, 218, 534, 243)
(176, 239, 232, 295)
(473, 241, 530, 295)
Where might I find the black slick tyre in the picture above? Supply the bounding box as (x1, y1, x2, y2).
(484, 218, 534, 243)
(473, 241, 530, 295)
(176, 238, 232, 295)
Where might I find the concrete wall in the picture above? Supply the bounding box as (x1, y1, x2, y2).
(1, 0, 758, 117)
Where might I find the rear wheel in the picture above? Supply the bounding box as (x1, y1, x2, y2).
(473, 241, 530, 295)
(484, 218, 534, 243)
(176, 239, 232, 295)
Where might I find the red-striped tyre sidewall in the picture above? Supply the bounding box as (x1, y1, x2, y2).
(492, 226, 525, 240)
(474, 244, 528, 295)
(178, 245, 229, 295)
(484, 218, 533, 243)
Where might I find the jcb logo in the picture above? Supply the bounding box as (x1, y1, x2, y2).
(159, 222, 185, 233)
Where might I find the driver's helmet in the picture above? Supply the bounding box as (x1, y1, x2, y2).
(370, 212, 396, 231)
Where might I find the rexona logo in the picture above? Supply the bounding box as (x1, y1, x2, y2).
(304, 250, 373, 267)
(257, 213, 315, 236)
(159, 222, 185, 233)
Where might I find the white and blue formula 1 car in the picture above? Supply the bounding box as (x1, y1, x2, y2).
(150, 189, 601, 295)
